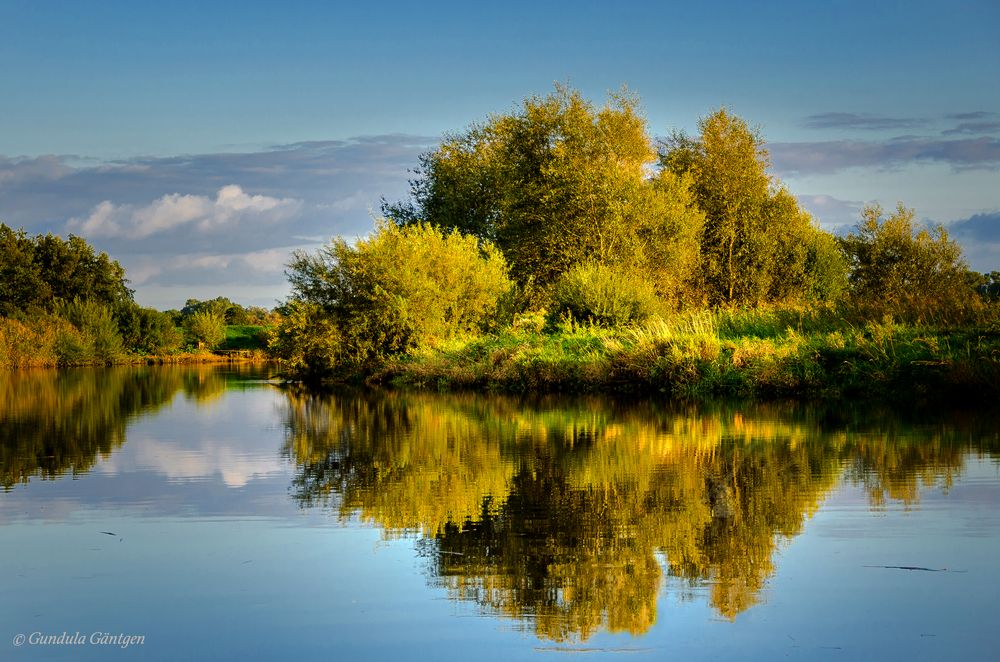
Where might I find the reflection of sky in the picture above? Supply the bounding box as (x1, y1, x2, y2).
(97, 391, 286, 488)
(0, 387, 304, 524)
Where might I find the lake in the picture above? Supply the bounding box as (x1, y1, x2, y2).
(2, 365, 998, 660)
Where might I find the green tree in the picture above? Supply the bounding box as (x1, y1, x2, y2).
(114, 303, 182, 354)
(277, 221, 512, 378)
(184, 310, 226, 349)
(0, 224, 48, 317)
(659, 110, 844, 306)
(840, 203, 975, 320)
(0, 223, 132, 315)
(384, 86, 705, 297)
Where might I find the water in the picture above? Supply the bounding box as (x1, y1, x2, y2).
(2, 365, 998, 660)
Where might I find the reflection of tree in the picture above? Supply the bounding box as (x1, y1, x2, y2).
(0, 365, 240, 490)
(835, 407, 1000, 508)
(180, 367, 229, 405)
(283, 389, 516, 536)
(282, 390, 999, 641)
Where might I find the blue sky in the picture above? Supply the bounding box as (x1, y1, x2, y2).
(1, 0, 998, 308)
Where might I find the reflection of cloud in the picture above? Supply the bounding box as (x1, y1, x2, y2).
(802, 112, 927, 131)
(100, 436, 284, 488)
(68, 185, 302, 239)
(771, 137, 1000, 175)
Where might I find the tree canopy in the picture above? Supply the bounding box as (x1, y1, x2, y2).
(384, 90, 850, 310)
(658, 110, 845, 306)
(0, 223, 132, 317)
(383, 86, 706, 302)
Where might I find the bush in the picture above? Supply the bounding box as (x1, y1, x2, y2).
(0, 317, 59, 367)
(115, 303, 182, 354)
(222, 325, 268, 350)
(268, 302, 345, 379)
(840, 204, 977, 323)
(57, 299, 124, 362)
(279, 221, 512, 377)
(549, 263, 662, 327)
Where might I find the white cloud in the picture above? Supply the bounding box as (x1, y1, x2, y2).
(126, 246, 297, 285)
(68, 184, 302, 239)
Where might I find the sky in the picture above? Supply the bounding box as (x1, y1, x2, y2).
(1, 0, 998, 309)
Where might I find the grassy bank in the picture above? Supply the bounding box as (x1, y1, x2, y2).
(0, 316, 270, 369)
(378, 310, 1000, 403)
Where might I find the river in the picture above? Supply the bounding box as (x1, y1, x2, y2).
(2, 365, 998, 660)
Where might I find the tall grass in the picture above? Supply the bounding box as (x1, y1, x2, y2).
(379, 305, 1000, 402)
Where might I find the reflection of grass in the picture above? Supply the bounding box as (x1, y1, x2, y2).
(381, 309, 1000, 403)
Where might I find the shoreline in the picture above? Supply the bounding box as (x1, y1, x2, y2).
(370, 323, 1000, 404)
(2, 350, 271, 369)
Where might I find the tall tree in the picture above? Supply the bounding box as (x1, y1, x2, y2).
(659, 110, 844, 306)
(384, 86, 704, 298)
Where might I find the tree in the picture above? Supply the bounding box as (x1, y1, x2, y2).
(840, 203, 975, 320)
(659, 110, 844, 306)
(276, 221, 512, 378)
(184, 311, 226, 349)
(115, 302, 182, 354)
(0, 224, 48, 316)
(383, 86, 705, 298)
(0, 223, 132, 315)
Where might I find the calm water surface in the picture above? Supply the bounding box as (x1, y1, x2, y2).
(2, 365, 998, 660)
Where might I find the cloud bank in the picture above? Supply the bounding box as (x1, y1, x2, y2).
(771, 136, 1000, 175)
(802, 113, 928, 131)
(0, 135, 437, 307)
(69, 185, 302, 239)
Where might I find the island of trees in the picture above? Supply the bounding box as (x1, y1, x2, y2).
(271, 86, 1000, 402)
(2, 85, 998, 400)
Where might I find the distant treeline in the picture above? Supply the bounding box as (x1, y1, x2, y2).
(271, 85, 1000, 394)
(0, 225, 273, 367)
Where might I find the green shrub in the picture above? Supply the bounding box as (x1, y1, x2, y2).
(280, 221, 512, 377)
(267, 302, 345, 379)
(54, 322, 92, 364)
(115, 303, 182, 354)
(549, 263, 661, 327)
(57, 299, 124, 362)
(222, 325, 268, 350)
(840, 204, 978, 323)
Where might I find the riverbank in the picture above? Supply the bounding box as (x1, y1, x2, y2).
(377, 315, 1000, 403)
(1, 349, 270, 369)
(1, 314, 271, 369)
